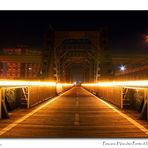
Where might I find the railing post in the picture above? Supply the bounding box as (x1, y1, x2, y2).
(27, 87, 30, 109)
(120, 87, 123, 109)
(0, 88, 8, 119)
(139, 88, 148, 120)
(0, 87, 2, 119)
(145, 88, 148, 120)
(147, 89, 148, 120)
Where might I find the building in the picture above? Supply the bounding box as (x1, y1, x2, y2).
(0, 46, 42, 80)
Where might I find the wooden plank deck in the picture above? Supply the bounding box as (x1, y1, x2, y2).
(0, 87, 148, 138)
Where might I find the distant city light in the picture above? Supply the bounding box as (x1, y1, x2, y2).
(145, 35, 148, 42)
(120, 65, 126, 71)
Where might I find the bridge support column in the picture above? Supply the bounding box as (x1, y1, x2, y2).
(0, 88, 2, 119)
(0, 88, 9, 119)
(89, 61, 95, 82)
(147, 89, 148, 120)
(120, 87, 123, 109)
(144, 88, 148, 120)
(99, 29, 113, 80)
(139, 88, 148, 120)
(27, 87, 30, 109)
(41, 26, 55, 80)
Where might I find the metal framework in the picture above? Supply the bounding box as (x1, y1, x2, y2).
(55, 38, 98, 82)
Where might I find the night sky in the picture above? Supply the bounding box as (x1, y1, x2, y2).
(0, 11, 148, 54)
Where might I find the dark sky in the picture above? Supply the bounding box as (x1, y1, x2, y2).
(0, 11, 148, 54)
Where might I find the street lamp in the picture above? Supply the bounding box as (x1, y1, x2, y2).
(120, 65, 126, 71)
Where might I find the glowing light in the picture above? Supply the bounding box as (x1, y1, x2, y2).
(56, 83, 73, 94)
(56, 83, 63, 93)
(73, 82, 77, 85)
(82, 80, 148, 87)
(0, 80, 74, 87)
(0, 80, 56, 87)
(120, 65, 126, 71)
(56, 83, 63, 88)
(60, 83, 74, 86)
(145, 35, 148, 42)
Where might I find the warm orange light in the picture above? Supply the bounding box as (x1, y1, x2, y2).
(60, 83, 74, 86)
(145, 35, 148, 42)
(56, 83, 73, 93)
(0, 80, 74, 87)
(56, 83, 74, 88)
(56, 83, 63, 88)
(0, 80, 56, 87)
(82, 80, 148, 87)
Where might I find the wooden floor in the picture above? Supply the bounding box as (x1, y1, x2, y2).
(0, 86, 148, 138)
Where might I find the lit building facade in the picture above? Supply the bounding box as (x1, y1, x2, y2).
(0, 47, 42, 80)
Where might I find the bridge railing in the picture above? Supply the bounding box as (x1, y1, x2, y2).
(82, 85, 123, 108)
(0, 81, 73, 119)
(82, 81, 148, 120)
